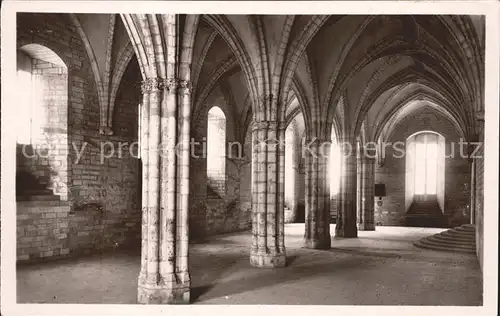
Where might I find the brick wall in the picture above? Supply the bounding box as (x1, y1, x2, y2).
(374, 109, 471, 226)
(207, 110, 227, 196)
(189, 88, 252, 240)
(16, 13, 141, 262)
(16, 55, 69, 199)
(17, 200, 71, 261)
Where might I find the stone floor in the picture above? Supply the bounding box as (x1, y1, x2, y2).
(16, 224, 482, 305)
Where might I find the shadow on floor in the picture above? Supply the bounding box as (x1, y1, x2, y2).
(191, 256, 370, 303)
(16, 225, 483, 305)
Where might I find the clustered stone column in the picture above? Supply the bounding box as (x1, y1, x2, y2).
(469, 152, 475, 225)
(356, 145, 363, 229)
(304, 138, 331, 249)
(250, 119, 286, 267)
(335, 139, 358, 238)
(468, 118, 483, 226)
(358, 148, 376, 231)
(137, 77, 191, 304)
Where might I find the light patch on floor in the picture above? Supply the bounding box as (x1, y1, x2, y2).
(16, 224, 482, 305)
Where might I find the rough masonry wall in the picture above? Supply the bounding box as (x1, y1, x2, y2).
(16, 13, 140, 262)
(189, 87, 251, 240)
(374, 109, 471, 226)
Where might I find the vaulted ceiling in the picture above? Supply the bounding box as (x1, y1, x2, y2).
(71, 14, 484, 143)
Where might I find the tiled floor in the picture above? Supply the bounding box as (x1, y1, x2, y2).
(16, 224, 482, 305)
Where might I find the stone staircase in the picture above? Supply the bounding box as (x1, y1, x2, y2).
(404, 199, 446, 228)
(16, 190, 60, 201)
(206, 185, 222, 200)
(413, 224, 476, 254)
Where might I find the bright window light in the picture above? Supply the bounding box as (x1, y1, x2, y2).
(207, 106, 226, 187)
(16, 69, 33, 144)
(330, 141, 341, 194)
(414, 134, 438, 195)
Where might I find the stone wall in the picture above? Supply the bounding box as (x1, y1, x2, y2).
(374, 109, 471, 227)
(17, 200, 71, 261)
(16, 54, 69, 199)
(189, 87, 252, 240)
(16, 13, 141, 262)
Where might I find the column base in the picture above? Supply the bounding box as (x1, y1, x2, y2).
(357, 223, 375, 231)
(250, 251, 286, 268)
(335, 224, 358, 238)
(137, 274, 190, 304)
(304, 237, 331, 249)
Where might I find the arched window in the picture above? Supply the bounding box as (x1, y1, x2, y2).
(16, 44, 68, 200)
(16, 51, 37, 144)
(406, 131, 446, 208)
(414, 133, 439, 195)
(17, 44, 67, 145)
(330, 137, 341, 195)
(207, 106, 226, 196)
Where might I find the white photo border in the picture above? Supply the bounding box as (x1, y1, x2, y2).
(1, 1, 498, 316)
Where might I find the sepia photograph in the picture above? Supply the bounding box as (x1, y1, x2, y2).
(1, 1, 498, 316)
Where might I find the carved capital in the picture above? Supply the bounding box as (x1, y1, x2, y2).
(140, 81, 148, 94)
(99, 125, 114, 136)
(252, 120, 278, 132)
(262, 93, 274, 104)
(178, 80, 192, 94)
(141, 77, 165, 94)
(364, 147, 377, 159)
(165, 78, 179, 91)
(475, 110, 485, 122)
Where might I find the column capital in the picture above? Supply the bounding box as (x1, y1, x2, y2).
(304, 136, 332, 143)
(475, 110, 485, 122)
(165, 78, 179, 91)
(99, 125, 114, 136)
(363, 147, 377, 161)
(178, 79, 192, 94)
(141, 77, 192, 94)
(261, 93, 274, 104)
(141, 77, 165, 94)
(252, 120, 279, 131)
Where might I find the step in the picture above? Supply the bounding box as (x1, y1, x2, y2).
(408, 206, 441, 209)
(427, 235, 475, 247)
(409, 213, 441, 215)
(414, 240, 475, 252)
(454, 226, 475, 233)
(420, 239, 476, 251)
(418, 238, 476, 251)
(16, 194, 60, 202)
(411, 207, 441, 210)
(457, 223, 475, 228)
(413, 224, 477, 254)
(405, 220, 445, 225)
(447, 229, 475, 237)
(413, 240, 476, 254)
(414, 242, 476, 254)
(407, 217, 442, 220)
(438, 231, 476, 242)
